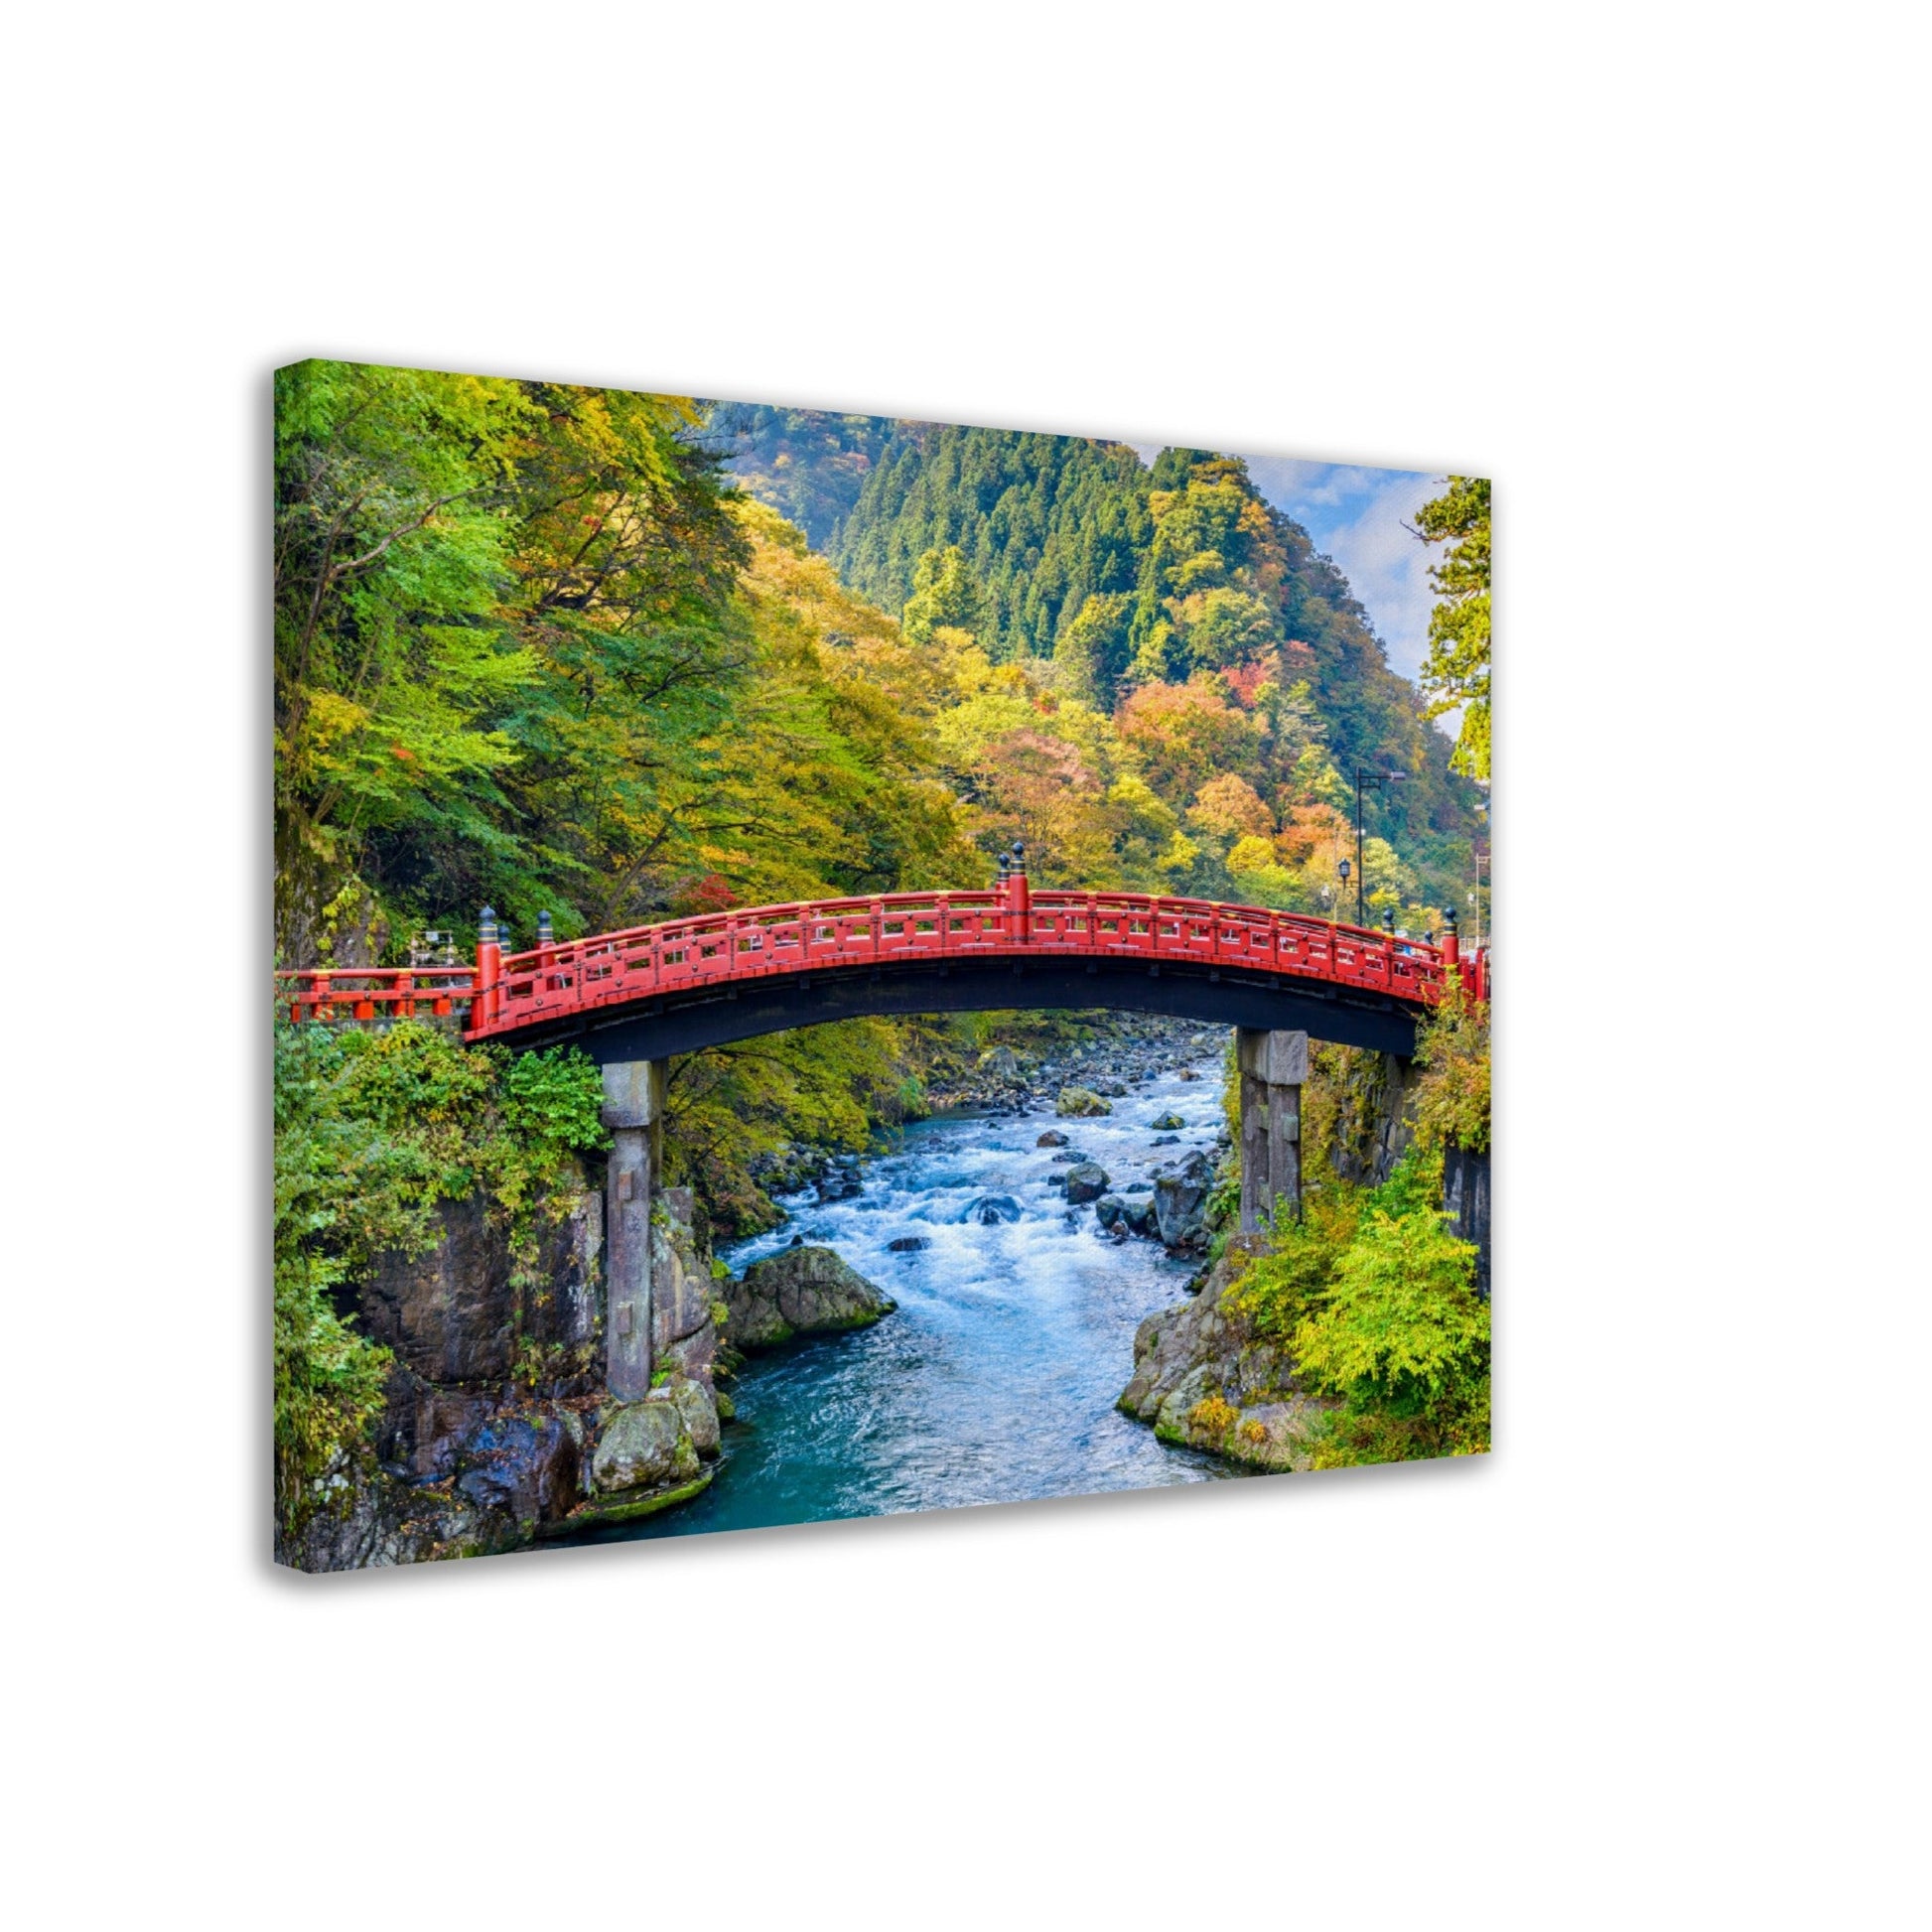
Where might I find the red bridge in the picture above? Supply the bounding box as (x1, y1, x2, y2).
(279, 864, 1488, 1063)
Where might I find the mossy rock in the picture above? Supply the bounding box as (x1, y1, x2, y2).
(549, 1468, 713, 1533)
(723, 1244, 896, 1351)
(1056, 1086, 1113, 1117)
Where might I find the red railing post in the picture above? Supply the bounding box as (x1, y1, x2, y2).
(477, 905, 502, 1030)
(1009, 841, 1031, 943)
(1441, 904, 1459, 971)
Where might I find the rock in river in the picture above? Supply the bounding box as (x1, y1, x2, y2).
(964, 1194, 1023, 1225)
(592, 1396, 702, 1495)
(1035, 1128, 1069, 1148)
(888, 1234, 931, 1253)
(1063, 1161, 1110, 1205)
(1153, 1149, 1214, 1251)
(1096, 1194, 1158, 1237)
(1055, 1086, 1113, 1117)
(1150, 1111, 1186, 1131)
(722, 1244, 897, 1350)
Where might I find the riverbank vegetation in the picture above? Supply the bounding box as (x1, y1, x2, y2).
(1226, 983, 1492, 1463)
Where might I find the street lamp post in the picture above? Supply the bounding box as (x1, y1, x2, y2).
(1352, 768, 1408, 925)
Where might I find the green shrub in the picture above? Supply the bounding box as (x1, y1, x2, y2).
(1224, 1144, 1489, 1464)
(1293, 1209, 1485, 1413)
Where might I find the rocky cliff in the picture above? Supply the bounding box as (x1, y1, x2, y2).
(280, 1172, 732, 1570)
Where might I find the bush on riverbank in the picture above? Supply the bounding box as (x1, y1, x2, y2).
(273, 1020, 609, 1539)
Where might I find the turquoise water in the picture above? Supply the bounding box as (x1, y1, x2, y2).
(579, 1045, 1247, 1543)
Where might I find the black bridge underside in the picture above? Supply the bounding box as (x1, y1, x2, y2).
(495, 955, 1424, 1064)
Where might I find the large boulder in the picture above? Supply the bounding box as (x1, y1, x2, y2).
(1063, 1161, 1109, 1205)
(591, 1397, 702, 1495)
(1117, 1237, 1327, 1472)
(979, 1044, 1022, 1081)
(1150, 1111, 1186, 1131)
(1035, 1128, 1069, 1148)
(1153, 1149, 1214, 1251)
(722, 1245, 896, 1351)
(1056, 1086, 1112, 1117)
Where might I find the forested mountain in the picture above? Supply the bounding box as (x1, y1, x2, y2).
(712, 407, 1486, 917)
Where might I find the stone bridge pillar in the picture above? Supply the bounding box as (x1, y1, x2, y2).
(1237, 1028, 1307, 1233)
(602, 1059, 666, 1403)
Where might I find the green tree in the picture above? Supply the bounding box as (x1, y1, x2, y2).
(899, 544, 985, 644)
(1413, 475, 1491, 779)
(1051, 591, 1134, 705)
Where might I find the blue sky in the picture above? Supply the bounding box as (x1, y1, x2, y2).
(1238, 456, 1445, 690)
(1132, 447, 1448, 706)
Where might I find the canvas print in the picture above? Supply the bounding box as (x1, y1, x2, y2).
(273, 361, 1492, 1571)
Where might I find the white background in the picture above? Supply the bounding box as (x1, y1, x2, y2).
(3, 5, 1923, 1925)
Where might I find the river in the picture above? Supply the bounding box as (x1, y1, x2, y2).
(579, 1036, 1247, 1544)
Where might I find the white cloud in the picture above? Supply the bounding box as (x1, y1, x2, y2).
(1241, 455, 1449, 704)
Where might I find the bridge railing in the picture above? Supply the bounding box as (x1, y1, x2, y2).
(277, 966, 476, 1025)
(1026, 892, 1449, 1002)
(277, 893, 1484, 1036)
(467, 889, 1458, 1038)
